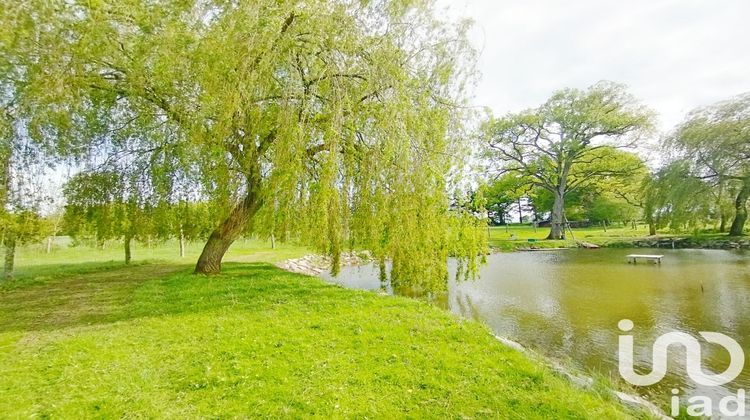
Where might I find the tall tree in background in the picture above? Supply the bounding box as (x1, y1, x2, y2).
(63, 171, 154, 264)
(670, 93, 750, 236)
(5, 0, 483, 288)
(586, 151, 647, 229)
(641, 161, 713, 234)
(41, 209, 65, 254)
(151, 201, 215, 258)
(0, 61, 48, 279)
(0, 111, 47, 278)
(480, 174, 529, 225)
(485, 82, 654, 239)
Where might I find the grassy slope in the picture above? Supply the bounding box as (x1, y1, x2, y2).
(0, 257, 645, 418)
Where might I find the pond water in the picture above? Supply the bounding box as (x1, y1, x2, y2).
(321, 248, 750, 409)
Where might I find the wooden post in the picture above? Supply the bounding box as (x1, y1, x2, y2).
(564, 215, 575, 241)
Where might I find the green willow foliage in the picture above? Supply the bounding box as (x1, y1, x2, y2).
(668, 93, 750, 236)
(642, 161, 713, 233)
(2, 0, 485, 286)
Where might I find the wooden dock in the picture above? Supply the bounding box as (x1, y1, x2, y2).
(626, 254, 664, 264)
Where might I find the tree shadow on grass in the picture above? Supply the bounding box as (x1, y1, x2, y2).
(0, 261, 327, 334)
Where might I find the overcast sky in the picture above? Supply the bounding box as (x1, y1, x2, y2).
(438, 0, 750, 131)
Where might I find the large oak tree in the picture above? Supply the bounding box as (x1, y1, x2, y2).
(484, 82, 654, 239)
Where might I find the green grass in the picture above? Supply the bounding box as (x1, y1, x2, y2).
(0, 257, 649, 418)
(489, 223, 748, 251)
(488, 224, 669, 251)
(13, 236, 309, 282)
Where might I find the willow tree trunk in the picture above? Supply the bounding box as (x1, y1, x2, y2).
(195, 180, 263, 274)
(179, 228, 186, 258)
(547, 189, 565, 240)
(0, 126, 11, 279)
(729, 180, 750, 236)
(124, 234, 132, 264)
(517, 198, 523, 224)
(717, 182, 726, 233)
(644, 205, 657, 235)
(3, 235, 15, 280)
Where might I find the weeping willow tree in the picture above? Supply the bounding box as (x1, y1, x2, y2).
(4, 0, 484, 287)
(669, 93, 750, 236)
(0, 48, 49, 279)
(642, 161, 713, 234)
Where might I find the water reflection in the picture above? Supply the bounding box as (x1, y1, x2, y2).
(322, 248, 750, 408)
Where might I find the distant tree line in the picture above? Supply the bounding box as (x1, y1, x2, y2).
(482, 84, 749, 239)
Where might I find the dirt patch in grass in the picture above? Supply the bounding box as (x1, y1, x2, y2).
(0, 264, 185, 332)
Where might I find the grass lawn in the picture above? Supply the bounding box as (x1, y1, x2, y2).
(488, 224, 669, 251)
(0, 249, 649, 417)
(12, 237, 309, 282)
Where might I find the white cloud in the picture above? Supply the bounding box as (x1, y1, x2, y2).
(437, 0, 750, 130)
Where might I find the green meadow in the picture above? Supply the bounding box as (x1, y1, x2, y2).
(0, 241, 648, 418)
(487, 224, 659, 251)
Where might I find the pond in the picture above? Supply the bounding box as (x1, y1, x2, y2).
(321, 248, 750, 409)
